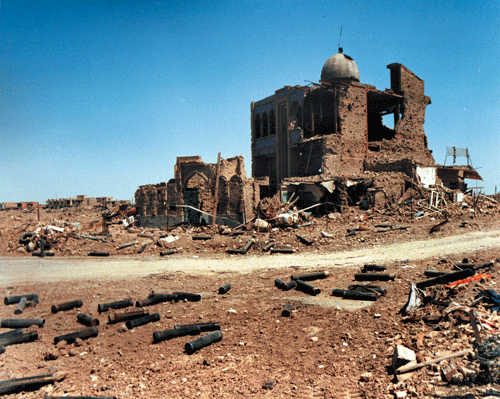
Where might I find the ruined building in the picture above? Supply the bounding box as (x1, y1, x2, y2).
(135, 48, 482, 225)
(251, 48, 438, 208)
(135, 156, 267, 227)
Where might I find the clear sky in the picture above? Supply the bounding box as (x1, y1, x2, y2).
(1, 0, 499, 203)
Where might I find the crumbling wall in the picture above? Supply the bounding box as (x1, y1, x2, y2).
(337, 84, 367, 176)
(368, 64, 435, 167)
(134, 183, 167, 216)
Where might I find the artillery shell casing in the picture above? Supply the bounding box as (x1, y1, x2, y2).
(173, 322, 220, 332)
(77, 313, 100, 327)
(98, 298, 134, 313)
(282, 281, 296, 291)
(126, 313, 160, 329)
(185, 330, 223, 354)
(295, 279, 321, 296)
(362, 264, 386, 272)
(14, 298, 27, 315)
(281, 303, 292, 317)
(0, 331, 38, 346)
(108, 310, 149, 324)
(51, 300, 83, 313)
(331, 289, 378, 301)
(218, 284, 231, 294)
(136, 294, 178, 307)
(354, 273, 396, 282)
(88, 252, 110, 256)
(1, 319, 45, 328)
(0, 329, 24, 340)
(153, 325, 201, 343)
(172, 292, 202, 302)
(291, 271, 329, 281)
(54, 327, 98, 345)
(275, 278, 285, 289)
(4, 294, 39, 305)
(0, 374, 54, 396)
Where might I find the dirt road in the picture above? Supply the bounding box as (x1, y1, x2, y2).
(2, 228, 499, 287)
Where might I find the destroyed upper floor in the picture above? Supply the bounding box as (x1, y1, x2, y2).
(251, 49, 436, 193)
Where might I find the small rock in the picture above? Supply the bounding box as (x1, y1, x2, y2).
(227, 308, 237, 314)
(360, 372, 372, 382)
(44, 349, 59, 361)
(53, 371, 67, 382)
(203, 359, 210, 366)
(262, 379, 276, 390)
(118, 324, 128, 333)
(74, 338, 84, 347)
(55, 340, 67, 350)
(68, 348, 78, 356)
(310, 337, 318, 342)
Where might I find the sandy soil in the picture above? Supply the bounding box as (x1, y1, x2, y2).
(1, 207, 500, 398)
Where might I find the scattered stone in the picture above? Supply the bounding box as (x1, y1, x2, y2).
(74, 337, 84, 347)
(44, 349, 59, 361)
(55, 340, 67, 350)
(360, 372, 372, 382)
(392, 345, 416, 370)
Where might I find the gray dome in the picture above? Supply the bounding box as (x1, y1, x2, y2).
(320, 48, 360, 84)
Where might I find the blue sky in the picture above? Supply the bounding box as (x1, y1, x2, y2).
(1, 0, 499, 203)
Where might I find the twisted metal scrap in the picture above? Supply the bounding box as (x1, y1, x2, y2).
(473, 334, 500, 381)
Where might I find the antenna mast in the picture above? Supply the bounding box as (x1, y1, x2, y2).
(337, 24, 343, 50)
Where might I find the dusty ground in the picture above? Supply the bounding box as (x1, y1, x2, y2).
(1, 206, 500, 398)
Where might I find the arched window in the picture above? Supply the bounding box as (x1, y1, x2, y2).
(262, 112, 269, 137)
(254, 114, 262, 139)
(269, 108, 276, 136)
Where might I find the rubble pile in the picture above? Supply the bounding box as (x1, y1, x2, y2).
(0, 188, 498, 258)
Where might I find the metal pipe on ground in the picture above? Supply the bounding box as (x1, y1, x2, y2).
(0, 330, 38, 346)
(108, 310, 149, 324)
(98, 298, 134, 313)
(53, 327, 98, 345)
(126, 313, 160, 329)
(185, 330, 223, 355)
(172, 292, 201, 302)
(354, 273, 396, 281)
(295, 280, 321, 296)
(14, 298, 27, 314)
(416, 268, 475, 289)
(0, 345, 4, 354)
(77, 313, 99, 327)
(51, 300, 83, 313)
(160, 250, 175, 256)
(136, 294, 178, 307)
(0, 374, 54, 395)
(291, 271, 329, 282)
(173, 322, 220, 332)
(218, 284, 231, 295)
(138, 244, 147, 254)
(1, 319, 45, 328)
(331, 289, 378, 301)
(153, 325, 201, 343)
(4, 294, 39, 305)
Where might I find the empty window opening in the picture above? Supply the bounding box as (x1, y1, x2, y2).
(269, 109, 276, 135)
(254, 114, 261, 139)
(262, 112, 269, 137)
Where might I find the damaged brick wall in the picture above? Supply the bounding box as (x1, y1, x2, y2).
(337, 84, 368, 176)
(365, 64, 435, 171)
(134, 183, 167, 216)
